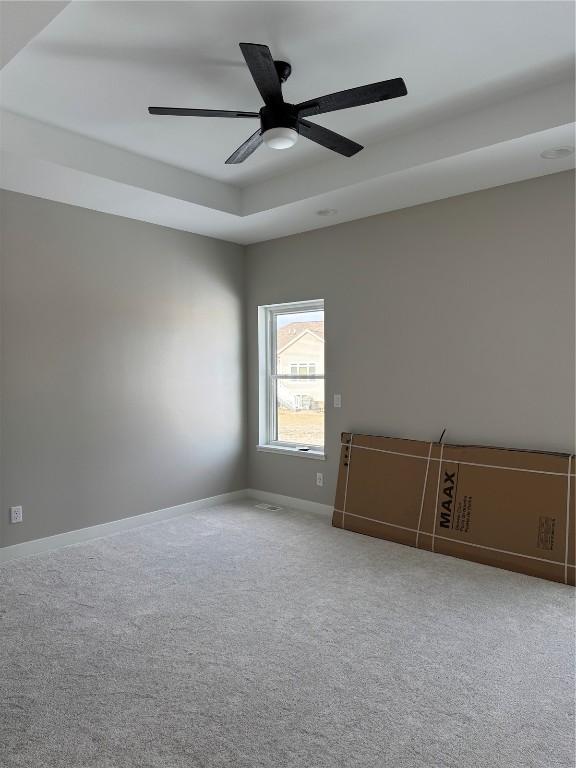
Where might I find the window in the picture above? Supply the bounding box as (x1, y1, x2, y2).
(258, 300, 325, 457)
(289, 363, 316, 376)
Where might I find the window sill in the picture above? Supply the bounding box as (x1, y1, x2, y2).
(256, 445, 326, 460)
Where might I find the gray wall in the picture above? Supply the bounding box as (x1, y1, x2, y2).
(2, 172, 574, 543)
(0, 191, 246, 547)
(246, 171, 575, 505)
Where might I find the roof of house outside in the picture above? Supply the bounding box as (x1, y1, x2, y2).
(277, 322, 325, 353)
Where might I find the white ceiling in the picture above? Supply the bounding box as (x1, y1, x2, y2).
(1, 1, 574, 243)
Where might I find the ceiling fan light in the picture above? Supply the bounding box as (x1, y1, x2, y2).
(262, 127, 298, 150)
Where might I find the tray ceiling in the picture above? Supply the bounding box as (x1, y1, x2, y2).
(1, 1, 574, 243)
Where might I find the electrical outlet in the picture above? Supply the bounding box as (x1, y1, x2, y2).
(333, 394, 342, 408)
(316, 472, 324, 487)
(10, 506, 23, 524)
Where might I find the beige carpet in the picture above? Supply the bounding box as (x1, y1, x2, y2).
(1, 501, 574, 767)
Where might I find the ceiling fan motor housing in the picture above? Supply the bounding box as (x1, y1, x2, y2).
(259, 104, 298, 133)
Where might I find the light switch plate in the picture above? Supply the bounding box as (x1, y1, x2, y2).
(333, 394, 342, 408)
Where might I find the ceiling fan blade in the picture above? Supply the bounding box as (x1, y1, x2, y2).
(148, 107, 259, 118)
(297, 118, 362, 157)
(225, 129, 263, 164)
(239, 43, 283, 106)
(296, 77, 407, 118)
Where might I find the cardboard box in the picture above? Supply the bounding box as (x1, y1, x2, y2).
(333, 433, 575, 585)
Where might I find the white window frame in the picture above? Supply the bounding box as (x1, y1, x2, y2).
(257, 299, 325, 459)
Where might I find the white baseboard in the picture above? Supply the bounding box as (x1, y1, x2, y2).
(0, 488, 333, 564)
(245, 488, 333, 517)
(0, 489, 247, 564)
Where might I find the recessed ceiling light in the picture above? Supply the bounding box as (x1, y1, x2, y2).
(316, 208, 338, 217)
(540, 147, 574, 160)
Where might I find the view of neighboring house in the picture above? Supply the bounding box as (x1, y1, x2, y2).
(276, 321, 324, 411)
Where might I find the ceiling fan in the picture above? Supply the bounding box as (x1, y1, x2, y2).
(148, 43, 407, 164)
